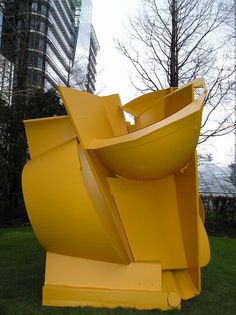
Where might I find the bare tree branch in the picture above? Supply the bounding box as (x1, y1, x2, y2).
(116, 0, 235, 144)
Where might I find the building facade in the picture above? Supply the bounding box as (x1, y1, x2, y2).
(69, 0, 99, 92)
(0, 0, 99, 95)
(0, 2, 14, 103)
(86, 25, 99, 92)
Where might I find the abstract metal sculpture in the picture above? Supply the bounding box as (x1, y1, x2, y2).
(22, 77, 210, 310)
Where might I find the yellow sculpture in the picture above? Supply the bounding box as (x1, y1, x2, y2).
(22, 77, 210, 310)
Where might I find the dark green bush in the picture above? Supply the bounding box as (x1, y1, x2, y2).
(201, 195, 236, 225)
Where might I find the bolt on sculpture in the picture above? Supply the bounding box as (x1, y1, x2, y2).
(22, 77, 210, 310)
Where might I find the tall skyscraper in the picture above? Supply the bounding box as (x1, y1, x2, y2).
(0, 0, 99, 96)
(86, 25, 99, 93)
(68, 0, 99, 92)
(0, 2, 14, 103)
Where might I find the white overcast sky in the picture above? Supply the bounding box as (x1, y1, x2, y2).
(92, 0, 140, 104)
(91, 0, 235, 165)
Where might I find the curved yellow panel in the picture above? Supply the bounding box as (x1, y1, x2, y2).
(22, 139, 129, 263)
(122, 87, 173, 117)
(199, 218, 211, 267)
(124, 85, 193, 132)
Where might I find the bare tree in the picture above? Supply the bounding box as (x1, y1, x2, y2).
(117, 0, 235, 143)
(0, 53, 14, 104)
(67, 54, 102, 94)
(67, 55, 90, 91)
(0, 0, 35, 102)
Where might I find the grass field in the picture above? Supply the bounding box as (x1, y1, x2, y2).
(0, 227, 236, 315)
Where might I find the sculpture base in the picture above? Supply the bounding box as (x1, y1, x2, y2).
(43, 285, 181, 310)
(42, 252, 181, 310)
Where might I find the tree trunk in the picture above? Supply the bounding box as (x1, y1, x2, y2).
(170, 0, 179, 87)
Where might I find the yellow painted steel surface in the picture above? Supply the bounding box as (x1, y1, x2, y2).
(22, 78, 210, 310)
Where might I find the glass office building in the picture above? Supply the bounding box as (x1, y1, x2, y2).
(0, 2, 14, 103)
(86, 25, 99, 92)
(71, 0, 99, 92)
(1, 0, 99, 94)
(0, 2, 3, 44)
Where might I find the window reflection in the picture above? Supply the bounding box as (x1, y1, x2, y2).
(30, 17, 46, 33)
(29, 34, 45, 50)
(31, 2, 48, 15)
(28, 52, 44, 68)
(46, 45, 68, 77)
(31, 2, 38, 11)
(27, 69, 43, 86)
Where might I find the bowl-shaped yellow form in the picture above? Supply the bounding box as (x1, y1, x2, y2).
(59, 78, 206, 180)
(89, 96, 204, 180)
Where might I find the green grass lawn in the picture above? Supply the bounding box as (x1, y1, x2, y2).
(0, 227, 235, 315)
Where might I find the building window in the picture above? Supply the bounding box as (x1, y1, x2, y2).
(30, 17, 46, 33)
(17, 19, 22, 30)
(41, 5, 48, 15)
(28, 52, 44, 68)
(38, 38, 44, 50)
(37, 56, 43, 68)
(27, 70, 42, 86)
(19, 2, 27, 13)
(32, 2, 38, 11)
(33, 71, 42, 86)
(31, 2, 48, 15)
(30, 34, 45, 50)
